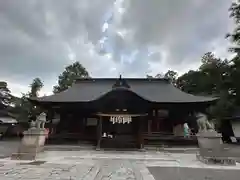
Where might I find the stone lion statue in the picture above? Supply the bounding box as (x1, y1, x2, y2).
(195, 112, 215, 132)
(36, 112, 47, 129)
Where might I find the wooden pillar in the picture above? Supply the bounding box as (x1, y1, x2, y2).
(138, 117, 145, 150)
(148, 120, 152, 134)
(96, 116, 102, 150)
(156, 109, 160, 132)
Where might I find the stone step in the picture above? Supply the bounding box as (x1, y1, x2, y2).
(145, 145, 199, 153)
(45, 145, 95, 151)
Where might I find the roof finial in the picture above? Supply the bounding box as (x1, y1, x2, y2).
(119, 74, 122, 79)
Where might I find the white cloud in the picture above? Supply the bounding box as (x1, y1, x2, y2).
(0, 0, 234, 96)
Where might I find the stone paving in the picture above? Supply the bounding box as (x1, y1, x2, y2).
(0, 141, 19, 158)
(0, 150, 240, 179)
(0, 151, 156, 180)
(148, 167, 240, 180)
(0, 162, 98, 180)
(0, 160, 155, 180)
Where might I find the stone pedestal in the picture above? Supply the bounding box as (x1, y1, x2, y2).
(196, 131, 223, 150)
(11, 128, 47, 160)
(231, 120, 240, 138)
(196, 131, 236, 166)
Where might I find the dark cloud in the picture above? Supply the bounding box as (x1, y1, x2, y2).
(0, 0, 234, 95)
(0, 0, 114, 94)
(109, 0, 233, 67)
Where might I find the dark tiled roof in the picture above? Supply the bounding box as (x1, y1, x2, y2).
(30, 78, 217, 103)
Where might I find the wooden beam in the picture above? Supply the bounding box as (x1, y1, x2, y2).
(96, 113, 148, 117)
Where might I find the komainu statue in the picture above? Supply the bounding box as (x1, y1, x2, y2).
(36, 112, 47, 129)
(196, 112, 215, 132)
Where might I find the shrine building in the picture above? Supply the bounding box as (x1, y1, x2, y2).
(30, 77, 217, 149)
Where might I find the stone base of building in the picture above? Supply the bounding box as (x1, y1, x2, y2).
(196, 153, 236, 166)
(11, 128, 47, 160)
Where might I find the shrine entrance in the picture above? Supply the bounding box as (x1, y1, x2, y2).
(96, 113, 147, 149)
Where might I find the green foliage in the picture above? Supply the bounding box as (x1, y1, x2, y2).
(146, 75, 154, 79)
(208, 91, 235, 118)
(29, 78, 43, 98)
(164, 70, 178, 84)
(150, 51, 236, 121)
(0, 81, 12, 106)
(225, 2, 240, 117)
(147, 70, 178, 85)
(227, 1, 240, 53)
(177, 52, 234, 118)
(13, 93, 31, 122)
(14, 78, 44, 122)
(177, 70, 205, 94)
(53, 62, 90, 93)
(177, 52, 231, 96)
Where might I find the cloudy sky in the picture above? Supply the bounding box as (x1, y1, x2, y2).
(0, 0, 235, 97)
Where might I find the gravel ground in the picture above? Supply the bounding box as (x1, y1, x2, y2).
(148, 166, 240, 180)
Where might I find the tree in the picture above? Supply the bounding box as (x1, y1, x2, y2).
(177, 52, 233, 120)
(177, 70, 207, 94)
(14, 78, 44, 122)
(177, 52, 231, 96)
(208, 91, 235, 119)
(227, 1, 240, 105)
(29, 78, 43, 98)
(228, 56, 240, 104)
(164, 70, 178, 84)
(28, 78, 43, 120)
(226, 1, 240, 53)
(53, 62, 90, 93)
(146, 75, 154, 79)
(0, 81, 12, 107)
(13, 93, 31, 122)
(147, 71, 178, 83)
(154, 73, 165, 78)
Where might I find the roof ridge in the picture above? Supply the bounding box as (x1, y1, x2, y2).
(75, 78, 170, 83)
